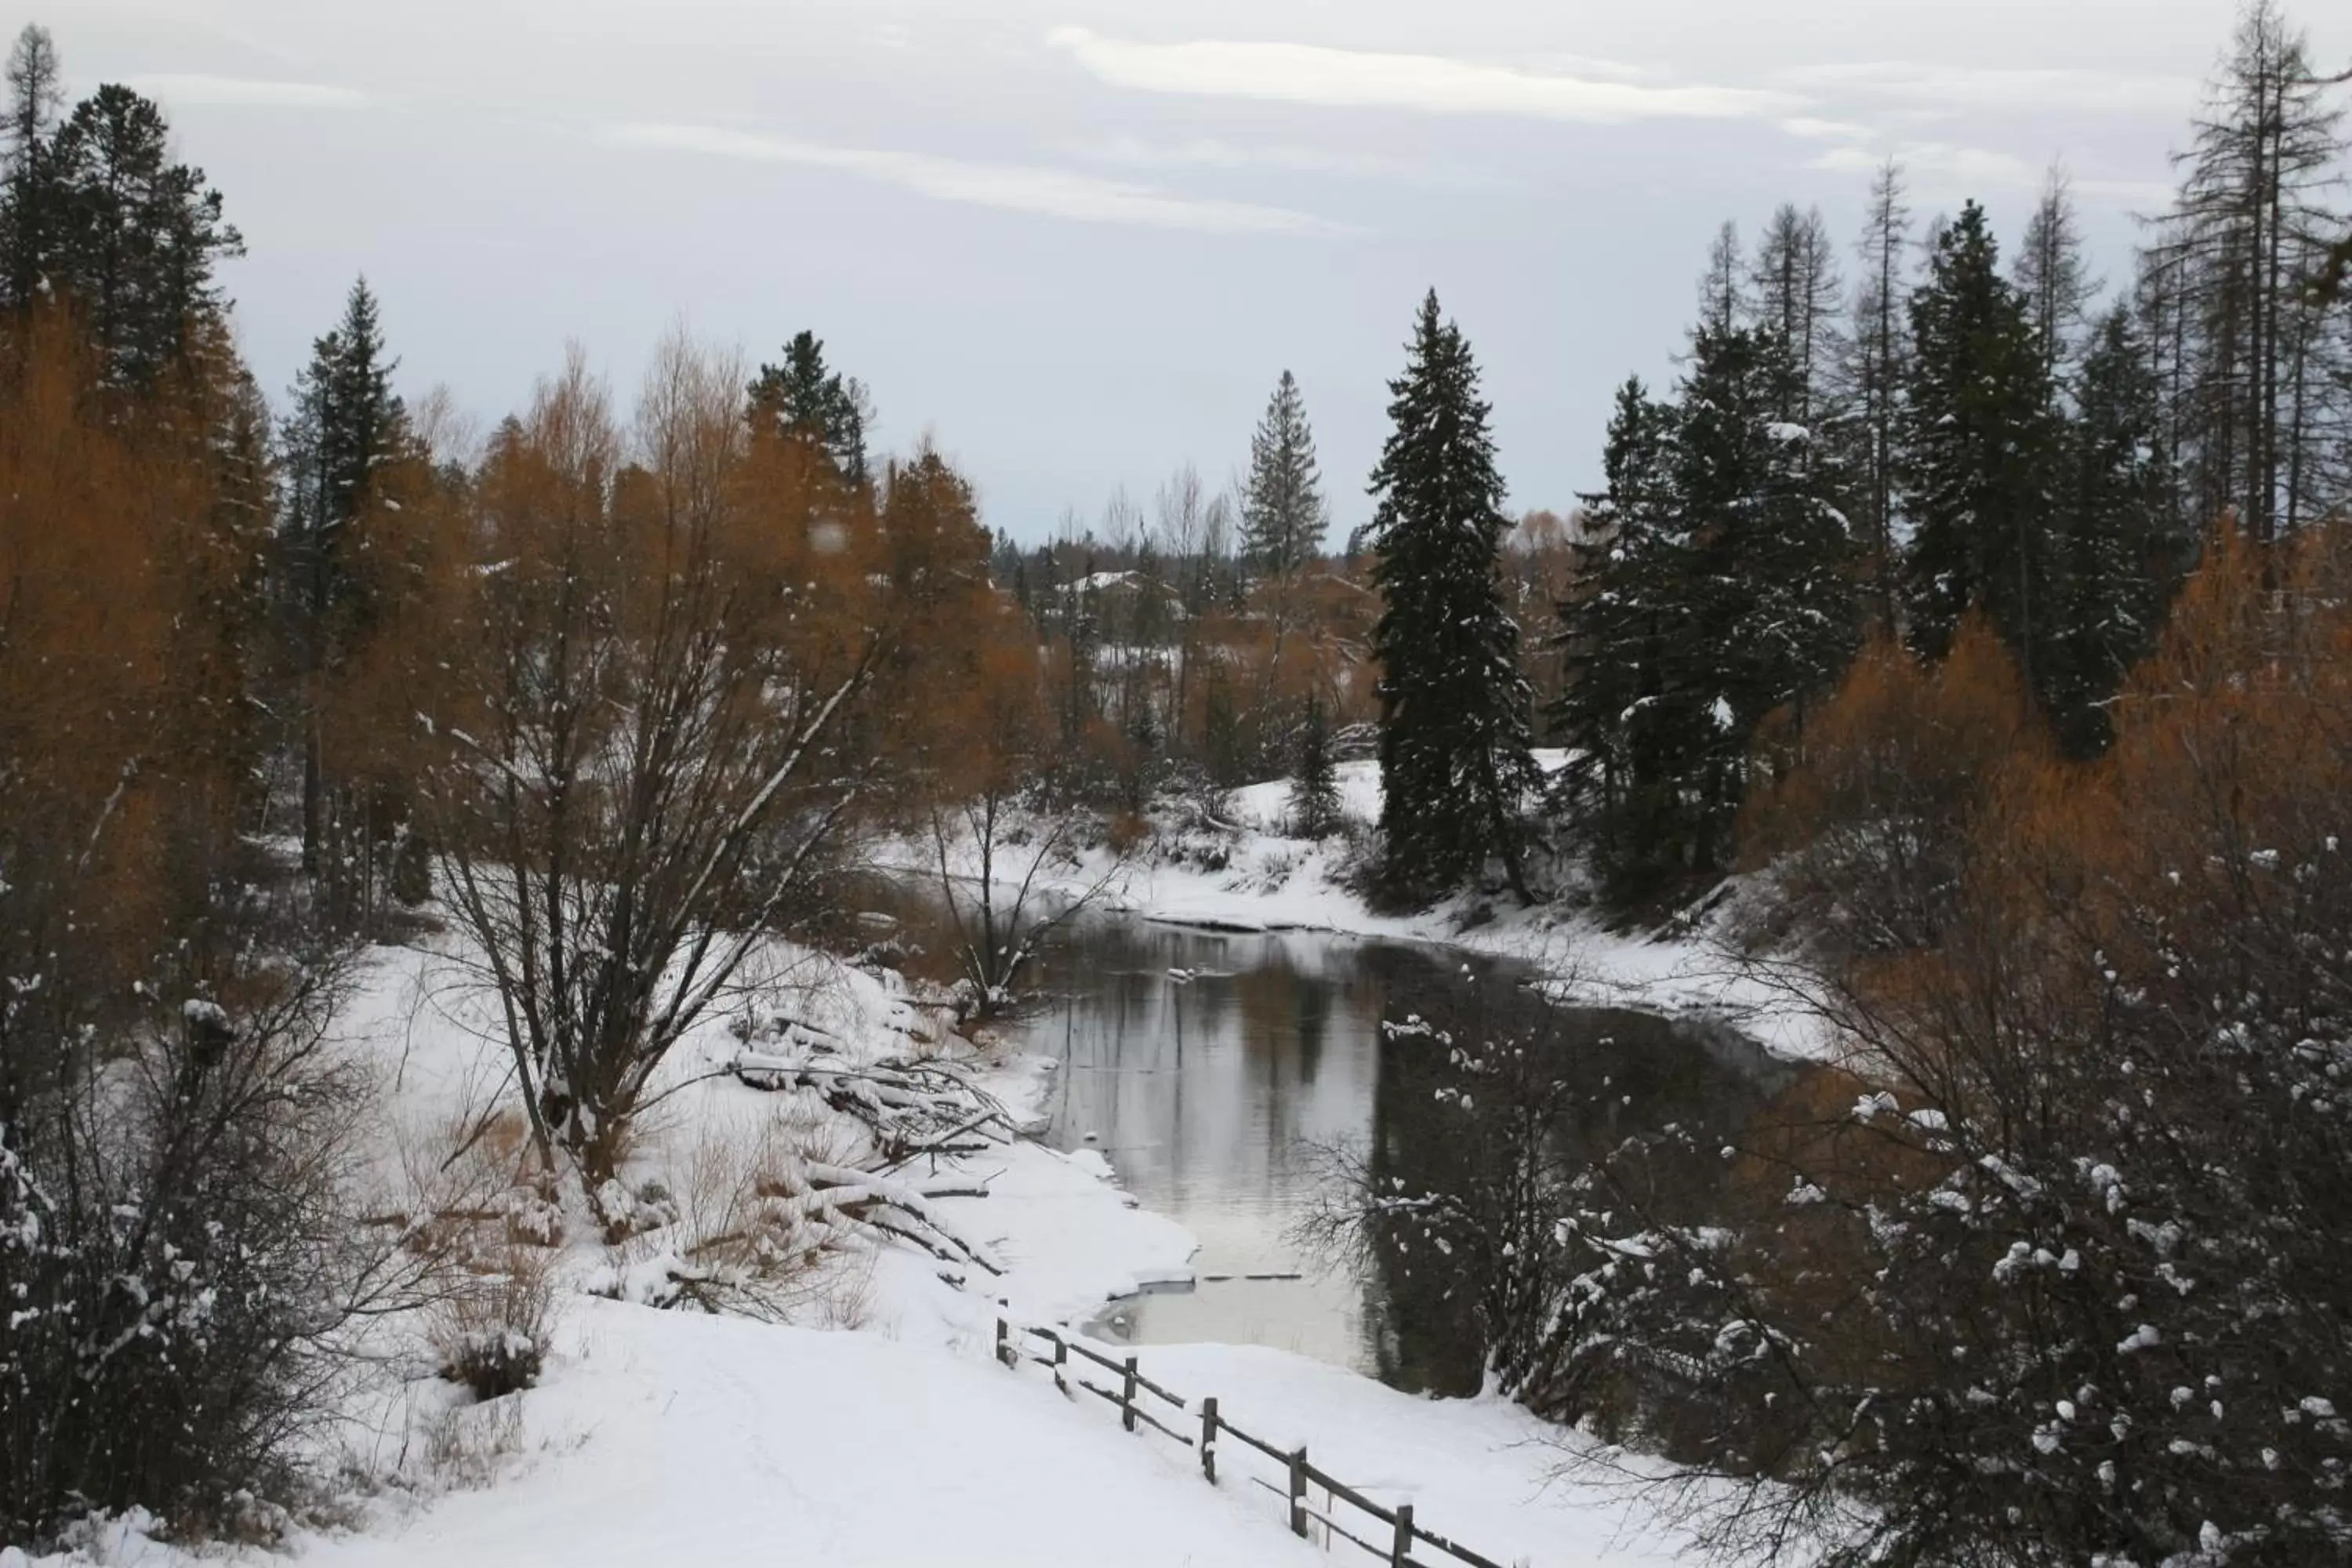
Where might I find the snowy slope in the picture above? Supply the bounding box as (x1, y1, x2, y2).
(310, 1299, 1327, 1568)
(18, 924, 1698, 1568)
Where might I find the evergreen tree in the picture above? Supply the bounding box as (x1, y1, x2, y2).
(1900, 201, 2060, 677)
(749, 328, 869, 486)
(2045, 303, 2183, 753)
(42, 83, 243, 387)
(282, 277, 408, 878)
(1552, 376, 1696, 887)
(1685, 328, 1860, 742)
(1557, 326, 1857, 894)
(0, 24, 63, 310)
(1240, 368, 1328, 574)
(1368, 292, 1540, 902)
(1288, 693, 1343, 839)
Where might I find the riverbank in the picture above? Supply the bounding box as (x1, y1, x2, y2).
(895, 758, 1838, 1062)
(17, 931, 1694, 1568)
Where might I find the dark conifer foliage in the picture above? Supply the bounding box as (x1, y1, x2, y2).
(749, 328, 869, 487)
(1899, 201, 2060, 673)
(1369, 291, 1540, 902)
(26, 82, 241, 387)
(281, 277, 412, 884)
(1552, 329, 1856, 894)
(1241, 368, 1328, 574)
(1287, 692, 1343, 839)
(2044, 303, 2187, 752)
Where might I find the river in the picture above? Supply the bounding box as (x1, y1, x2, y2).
(989, 913, 1805, 1395)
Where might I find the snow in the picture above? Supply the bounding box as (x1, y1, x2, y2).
(307, 1301, 1334, 1568)
(21, 804, 1732, 1567)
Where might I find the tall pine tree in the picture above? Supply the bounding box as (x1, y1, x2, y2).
(1552, 376, 1697, 890)
(1241, 368, 1327, 574)
(40, 83, 242, 388)
(1558, 328, 1857, 892)
(1369, 292, 1539, 902)
(282, 277, 408, 878)
(2044, 303, 2183, 753)
(1900, 201, 2059, 677)
(749, 328, 869, 487)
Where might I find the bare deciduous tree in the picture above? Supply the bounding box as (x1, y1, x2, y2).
(416, 335, 886, 1196)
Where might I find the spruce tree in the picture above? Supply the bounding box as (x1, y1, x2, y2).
(1668, 325, 1856, 869)
(1241, 368, 1328, 574)
(1557, 327, 1857, 895)
(2045, 303, 2182, 753)
(1552, 375, 1694, 888)
(1900, 201, 2059, 674)
(1369, 291, 1540, 902)
(1689, 328, 1859, 735)
(1288, 693, 1343, 839)
(283, 277, 408, 877)
(1553, 380, 1675, 797)
(749, 329, 869, 486)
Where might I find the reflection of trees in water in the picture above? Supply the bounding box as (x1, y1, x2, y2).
(882, 894, 1812, 1406)
(1359, 954, 1806, 1398)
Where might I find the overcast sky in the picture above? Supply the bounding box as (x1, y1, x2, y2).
(16, 2, 2347, 539)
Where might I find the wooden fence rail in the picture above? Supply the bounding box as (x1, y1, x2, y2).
(995, 1312, 1512, 1568)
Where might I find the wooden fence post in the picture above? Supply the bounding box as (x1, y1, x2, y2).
(1287, 1446, 1309, 1537)
(1392, 1501, 1414, 1566)
(1122, 1356, 1140, 1432)
(1200, 1396, 1218, 1484)
(994, 1314, 1010, 1369)
(1052, 1337, 1069, 1396)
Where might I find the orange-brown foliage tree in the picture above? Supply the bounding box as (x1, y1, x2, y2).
(1541, 522, 2352, 1565)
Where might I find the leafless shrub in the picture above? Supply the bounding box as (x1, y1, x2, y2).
(427, 1243, 557, 1403)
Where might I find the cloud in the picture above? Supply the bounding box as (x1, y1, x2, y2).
(1807, 141, 2166, 209)
(1781, 61, 2194, 118)
(1047, 27, 1798, 124)
(1078, 135, 1510, 190)
(123, 74, 370, 110)
(604, 123, 1345, 236)
(1810, 141, 2038, 190)
(1780, 117, 1875, 142)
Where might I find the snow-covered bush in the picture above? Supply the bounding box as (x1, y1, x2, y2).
(1, 959, 419, 1541)
(1521, 529, 2352, 1566)
(430, 1246, 556, 1402)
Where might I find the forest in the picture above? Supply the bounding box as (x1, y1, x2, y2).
(2, 1, 2349, 1564)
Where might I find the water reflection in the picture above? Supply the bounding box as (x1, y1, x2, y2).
(991, 914, 1805, 1390)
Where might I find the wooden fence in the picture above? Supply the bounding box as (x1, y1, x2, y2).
(994, 1312, 1513, 1568)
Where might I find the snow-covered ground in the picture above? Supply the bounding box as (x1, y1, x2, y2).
(20, 927, 1694, 1568)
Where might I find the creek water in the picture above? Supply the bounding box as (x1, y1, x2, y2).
(989, 913, 1803, 1394)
